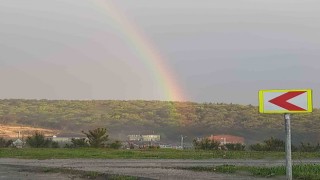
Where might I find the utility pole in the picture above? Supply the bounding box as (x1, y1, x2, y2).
(181, 135, 187, 149)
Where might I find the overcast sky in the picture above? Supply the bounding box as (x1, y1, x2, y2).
(1, 0, 319, 106)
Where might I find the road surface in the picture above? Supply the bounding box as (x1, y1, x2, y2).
(1, 158, 318, 179)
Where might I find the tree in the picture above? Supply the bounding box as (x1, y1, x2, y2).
(26, 131, 51, 148)
(82, 128, 109, 148)
(70, 138, 89, 148)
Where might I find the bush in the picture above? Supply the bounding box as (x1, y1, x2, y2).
(225, 143, 246, 151)
(70, 138, 89, 148)
(299, 142, 320, 152)
(109, 140, 122, 149)
(193, 138, 220, 150)
(148, 145, 160, 149)
(264, 137, 285, 151)
(0, 138, 13, 148)
(0, 138, 6, 147)
(64, 144, 72, 148)
(250, 137, 286, 151)
(250, 143, 264, 151)
(26, 131, 52, 148)
(5, 140, 13, 147)
(51, 141, 60, 148)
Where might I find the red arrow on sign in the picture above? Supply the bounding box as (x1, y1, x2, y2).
(269, 91, 306, 111)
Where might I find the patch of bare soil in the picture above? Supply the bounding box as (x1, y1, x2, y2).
(0, 124, 59, 138)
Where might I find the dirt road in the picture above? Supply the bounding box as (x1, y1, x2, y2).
(2, 158, 316, 179)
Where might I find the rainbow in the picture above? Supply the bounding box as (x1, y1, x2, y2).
(92, 0, 187, 102)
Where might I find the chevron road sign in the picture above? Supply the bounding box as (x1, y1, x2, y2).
(259, 89, 313, 180)
(259, 89, 313, 114)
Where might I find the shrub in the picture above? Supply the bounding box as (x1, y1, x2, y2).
(193, 138, 220, 150)
(148, 145, 160, 149)
(299, 142, 320, 152)
(26, 131, 51, 148)
(51, 141, 60, 148)
(250, 143, 264, 151)
(225, 143, 246, 151)
(264, 137, 285, 151)
(250, 137, 286, 151)
(109, 140, 122, 149)
(0, 138, 12, 148)
(5, 140, 13, 147)
(0, 138, 7, 148)
(70, 138, 89, 148)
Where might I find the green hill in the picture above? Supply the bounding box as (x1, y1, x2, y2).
(0, 99, 319, 144)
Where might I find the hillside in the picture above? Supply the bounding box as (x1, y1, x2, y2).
(0, 99, 319, 144)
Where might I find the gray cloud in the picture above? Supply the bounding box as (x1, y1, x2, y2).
(1, 0, 319, 106)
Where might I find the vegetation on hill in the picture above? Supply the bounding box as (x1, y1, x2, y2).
(0, 99, 319, 143)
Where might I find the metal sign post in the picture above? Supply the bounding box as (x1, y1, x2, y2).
(284, 114, 292, 180)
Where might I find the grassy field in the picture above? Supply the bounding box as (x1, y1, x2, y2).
(3, 148, 320, 179)
(182, 164, 320, 180)
(1, 148, 320, 159)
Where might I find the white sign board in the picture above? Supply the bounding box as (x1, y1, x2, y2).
(259, 89, 313, 114)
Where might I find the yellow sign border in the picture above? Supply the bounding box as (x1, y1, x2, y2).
(259, 89, 313, 114)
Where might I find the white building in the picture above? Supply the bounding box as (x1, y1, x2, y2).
(127, 134, 160, 142)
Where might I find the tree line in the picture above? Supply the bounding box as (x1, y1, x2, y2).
(0, 128, 122, 149)
(2, 131, 320, 153)
(193, 137, 320, 152)
(0, 99, 319, 143)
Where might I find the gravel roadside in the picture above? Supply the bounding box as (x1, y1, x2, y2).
(0, 164, 85, 180)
